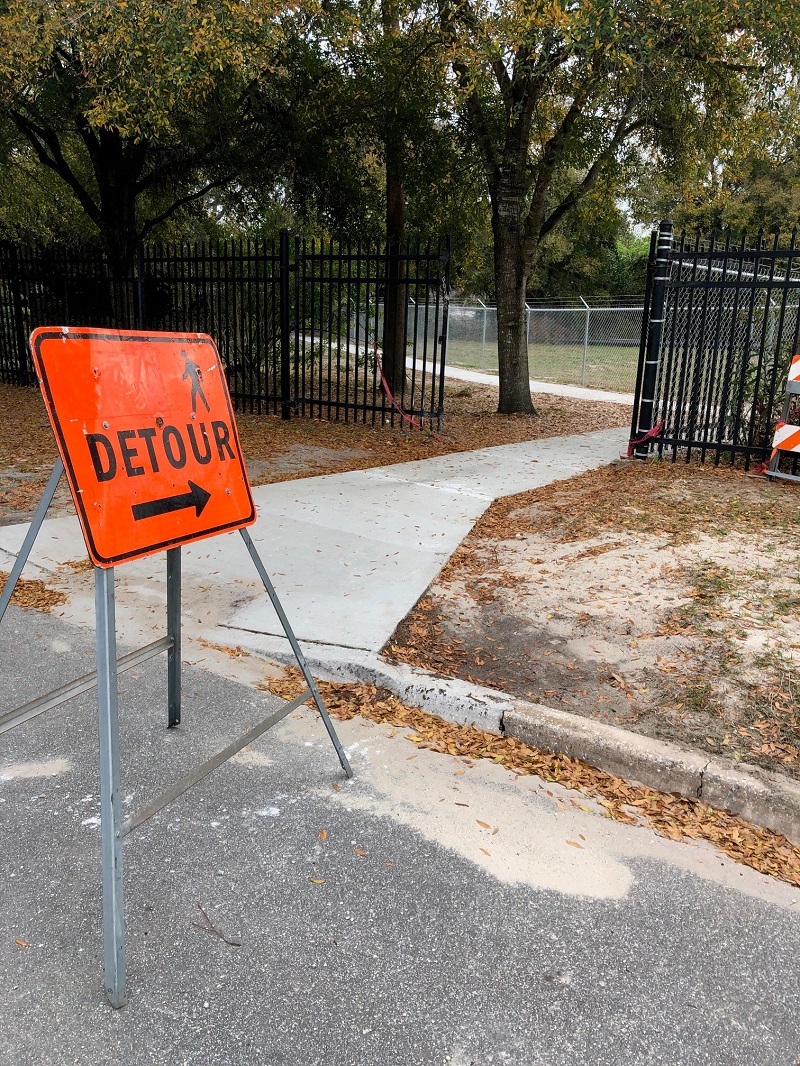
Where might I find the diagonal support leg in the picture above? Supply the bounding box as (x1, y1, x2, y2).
(239, 528, 353, 778)
(0, 458, 64, 624)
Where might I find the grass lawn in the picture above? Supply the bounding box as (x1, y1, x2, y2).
(447, 339, 639, 392)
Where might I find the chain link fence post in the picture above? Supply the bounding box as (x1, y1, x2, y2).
(579, 296, 590, 386)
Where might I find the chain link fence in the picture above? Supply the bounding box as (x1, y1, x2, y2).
(447, 299, 643, 392)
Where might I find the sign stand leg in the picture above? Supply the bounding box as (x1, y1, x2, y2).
(0, 458, 63, 624)
(94, 565, 127, 1008)
(239, 528, 353, 779)
(166, 547, 181, 728)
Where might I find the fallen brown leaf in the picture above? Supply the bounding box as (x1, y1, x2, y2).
(0, 571, 66, 613)
(262, 667, 800, 888)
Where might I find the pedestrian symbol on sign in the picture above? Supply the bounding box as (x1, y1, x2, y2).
(181, 351, 210, 414)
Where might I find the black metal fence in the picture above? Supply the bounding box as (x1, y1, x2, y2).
(631, 221, 800, 466)
(0, 233, 450, 427)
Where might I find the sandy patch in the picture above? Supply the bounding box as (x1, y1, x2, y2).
(387, 461, 800, 779)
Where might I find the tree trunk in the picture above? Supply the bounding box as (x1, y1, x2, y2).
(492, 191, 535, 415)
(96, 138, 142, 325)
(99, 197, 139, 326)
(382, 158, 408, 399)
(380, 0, 407, 400)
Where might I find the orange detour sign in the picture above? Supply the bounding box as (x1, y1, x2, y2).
(30, 328, 256, 567)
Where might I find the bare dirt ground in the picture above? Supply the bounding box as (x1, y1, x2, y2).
(386, 460, 800, 782)
(0, 379, 629, 525)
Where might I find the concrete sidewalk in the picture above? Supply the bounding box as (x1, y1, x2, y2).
(0, 426, 625, 660)
(7, 423, 800, 842)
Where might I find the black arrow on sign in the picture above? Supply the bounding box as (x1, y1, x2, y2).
(131, 481, 212, 522)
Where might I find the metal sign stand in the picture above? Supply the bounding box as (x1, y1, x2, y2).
(0, 458, 352, 1007)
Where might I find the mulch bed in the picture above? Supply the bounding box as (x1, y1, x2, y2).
(0, 380, 629, 520)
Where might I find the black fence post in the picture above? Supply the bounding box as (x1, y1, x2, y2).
(8, 245, 30, 386)
(279, 229, 291, 420)
(436, 234, 451, 429)
(633, 219, 673, 458)
(629, 230, 657, 448)
(135, 242, 146, 331)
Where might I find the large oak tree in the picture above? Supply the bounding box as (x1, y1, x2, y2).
(437, 0, 800, 412)
(0, 0, 293, 275)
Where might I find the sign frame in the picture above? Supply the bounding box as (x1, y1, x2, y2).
(1, 328, 353, 1007)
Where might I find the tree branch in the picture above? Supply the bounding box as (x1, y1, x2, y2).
(436, 0, 501, 182)
(522, 78, 596, 249)
(138, 173, 237, 239)
(10, 111, 102, 227)
(453, 62, 500, 181)
(490, 56, 514, 115)
(534, 110, 646, 249)
(73, 111, 107, 191)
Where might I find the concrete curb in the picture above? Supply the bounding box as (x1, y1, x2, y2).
(239, 639, 509, 734)
(251, 642, 800, 845)
(505, 702, 800, 845)
(319, 656, 509, 735)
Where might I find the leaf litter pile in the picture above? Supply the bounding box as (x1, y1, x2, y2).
(0, 570, 66, 612)
(386, 459, 800, 780)
(262, 667, 800, 888)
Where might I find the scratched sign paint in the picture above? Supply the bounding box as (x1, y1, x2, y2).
(30, 328, 255, 567)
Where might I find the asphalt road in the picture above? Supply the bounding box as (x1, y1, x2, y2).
(1, 605, 799, 1066)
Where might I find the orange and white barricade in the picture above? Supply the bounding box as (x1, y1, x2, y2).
(768, 353, 800, 479)
(771, 421, 800, 456)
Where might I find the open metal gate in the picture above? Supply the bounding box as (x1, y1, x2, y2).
(631, 221, 800, 466)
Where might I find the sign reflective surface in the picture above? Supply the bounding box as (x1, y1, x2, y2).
(31, 328, 256, 566)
